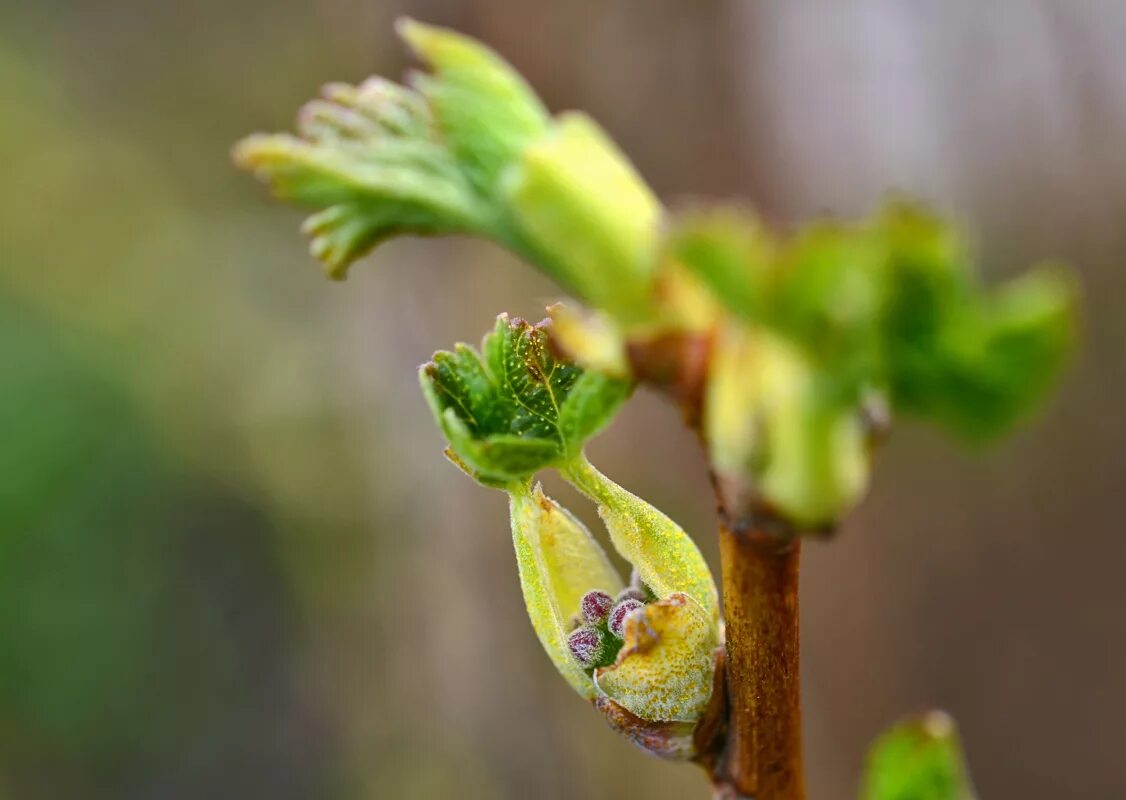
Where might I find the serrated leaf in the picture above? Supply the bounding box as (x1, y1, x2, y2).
(594, 593, 717, 723)
(236, 23, 670, 307)
(509, 483, 624, 698)
(420, 314, 632, 485)
(233, 23, 559, 278)
(556, 372, 633, 448)
(504, 113, 662, 322)
(678, 200, 1076, 527)
(890, 264, 1076, 440)
(861, 712, 977, 800)
(233, 95, 496, 278)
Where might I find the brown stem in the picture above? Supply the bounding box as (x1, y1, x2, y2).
(713, 524, 805, 800)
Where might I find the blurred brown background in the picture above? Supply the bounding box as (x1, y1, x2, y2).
(1, 1, 1123, 798)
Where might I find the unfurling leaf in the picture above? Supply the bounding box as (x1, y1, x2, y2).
(420, 314, 631, 486)
(679, 201, 1076, 529)
(232, 82, 494, 278)
(396, 18, 549, 193)
(234, 20, 666, 308)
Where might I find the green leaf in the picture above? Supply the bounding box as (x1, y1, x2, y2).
(862, 712, 977, 800)
(774, 222, 888, 376)
(677, 200, 1077, 527)
(420, 314, 632, 485)
(504, 113, 662, 322)
(235, 23, 668, 310)
(233, 22, 567, 280)
(397, 18, 550, 193)
(670, 208, 776, 324)
(233, 81, 496, 278)
(875, 201, 1076, 439)
(889, 264, 1077, 440)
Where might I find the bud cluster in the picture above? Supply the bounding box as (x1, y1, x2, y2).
(567, 582, 657, 671)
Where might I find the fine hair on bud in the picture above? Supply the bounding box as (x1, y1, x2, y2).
(608, 598, 645, 639)
(615, 586, 648, 604)
(567, 626, 610, 669)
(628, 568, 658, 602)
(580, 590, 615, 624)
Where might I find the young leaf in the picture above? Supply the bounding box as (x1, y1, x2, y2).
(862, 712, 977, 800)
(887, 264, 1076, 440)
(397, 18, 550, 193)
(233, 81, 496, 278)
(678, 200, 1076, 527)
(235, 22, 669, 314)
(420, 314, 632, 485)
(670, 208, 776, 324)
(234, 21, 557, 279)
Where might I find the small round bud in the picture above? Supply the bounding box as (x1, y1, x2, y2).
(608, 598, 644, 638)
(567, 626, 609, 669)
(615, 587, 648, 604)
(580, 590, 615, 624)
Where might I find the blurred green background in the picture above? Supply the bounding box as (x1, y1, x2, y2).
(2, 2, 1123, 798)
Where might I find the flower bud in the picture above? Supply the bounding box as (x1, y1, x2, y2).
(580, 590, 615, 625)
(567, 626, 616, 670)
(608, 598, 644, 639)
(595, 593, 718, 724)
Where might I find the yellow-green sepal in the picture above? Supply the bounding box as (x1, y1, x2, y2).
(594, 592, 717, 723)
(508, 481, 624, 698)
(561, 455, 718, 622)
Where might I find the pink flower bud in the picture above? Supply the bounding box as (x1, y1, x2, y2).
(608, 598, 645, 638)
(567, 626, 609, 669)
(580, 590, 615, 624)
